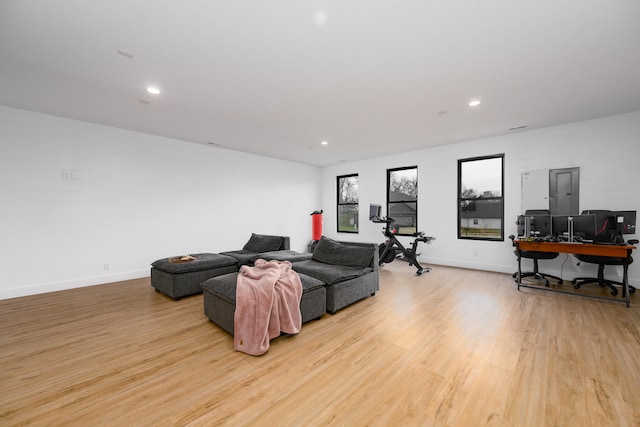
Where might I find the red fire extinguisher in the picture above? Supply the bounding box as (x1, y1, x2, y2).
(311, 210, 323, 241)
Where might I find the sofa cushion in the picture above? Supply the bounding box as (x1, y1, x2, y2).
(151, 253, 237, 274)
(251, 250, 313, 264)
(312, 236, 374, 268)
(201, 271, 325, 300)
(219, 250, 259, 266)
(293, 260, 373, 285)
(242, 233, 284, 252)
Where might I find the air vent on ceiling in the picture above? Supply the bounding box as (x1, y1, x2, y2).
(117, 49, 135, 59)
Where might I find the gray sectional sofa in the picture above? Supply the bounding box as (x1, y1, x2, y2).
(152, 233, 380, 337)
(202, 236, 379, 334)
(291, 236, 379, 314)
(151, 234, 304, 299)
(219, 233, 293, 266)
(150, 253, 239, 300)
(202, 271, 327, 335)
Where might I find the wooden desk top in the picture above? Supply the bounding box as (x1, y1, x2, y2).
(515, 240, 636, 258)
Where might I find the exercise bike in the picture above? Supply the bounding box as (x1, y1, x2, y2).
(372, 216, 435, 275)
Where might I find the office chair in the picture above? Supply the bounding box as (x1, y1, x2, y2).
(510, 209, 563, 287)
(572, 210, 637, 296)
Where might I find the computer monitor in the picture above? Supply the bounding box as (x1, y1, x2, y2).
(572, 214, 596, 242)
(552, 214, 596, 242)
(517, 214, 551, 238)
(369, 204, 382, 220)
(613, 210, 636, 235)
(552, 215, 569, 240)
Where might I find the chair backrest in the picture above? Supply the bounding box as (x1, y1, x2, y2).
(582, 210, 616, 243)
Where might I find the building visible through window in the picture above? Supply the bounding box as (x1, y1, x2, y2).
(458, 154, 504, 240)
(387, 166, 418, 236)
(337, 174, 359, 233)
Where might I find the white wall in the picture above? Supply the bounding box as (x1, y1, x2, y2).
(320, 111, 640, 287)
(2, 106, 639, 299)
(0, 106, 320, 299)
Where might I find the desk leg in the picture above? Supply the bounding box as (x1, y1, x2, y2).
(623, 260, 630, 307)
(517, 249, 522, 291)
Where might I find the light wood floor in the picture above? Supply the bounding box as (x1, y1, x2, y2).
(1, 262, 639, 426)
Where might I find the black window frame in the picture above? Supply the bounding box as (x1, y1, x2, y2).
(337, 173, 359, 233)
(457, 154, 505, 241)
(386, 166, 418, 237)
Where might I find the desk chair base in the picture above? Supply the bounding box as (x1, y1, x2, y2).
(512, 258, 563, 287)
(572, 277, 619, 296)
(571, 264, 636, 296)
(513, 271, 563, 288)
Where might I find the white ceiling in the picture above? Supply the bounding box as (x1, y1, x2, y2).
(2, 1, 640, 167)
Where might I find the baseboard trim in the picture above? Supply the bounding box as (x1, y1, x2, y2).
(420, 256, 640, 288)
(420, 256, 515, 275)
(0, 270, 150, 300)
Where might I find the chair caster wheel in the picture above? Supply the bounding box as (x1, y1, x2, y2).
(611, 290, 618, 296)
(571, 279, 577, 285)
(630, 287, 636, 294)
(512, 272, 517, 278)
(557, 280, 563, 285)
(574, 284, 580, 289)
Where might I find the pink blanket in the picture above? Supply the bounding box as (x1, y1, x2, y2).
(234, 259, 303, 355)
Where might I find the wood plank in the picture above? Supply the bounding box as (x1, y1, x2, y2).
(1, 263, 639, 426)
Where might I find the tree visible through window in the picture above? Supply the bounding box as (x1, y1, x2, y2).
(337, 174, 359, 233)
(387, 166, 418, 236)
(458, 154, 504, 240)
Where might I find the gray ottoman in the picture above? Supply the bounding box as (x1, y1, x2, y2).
(151, 253, 238, 300)
(202, 271, 326, 335)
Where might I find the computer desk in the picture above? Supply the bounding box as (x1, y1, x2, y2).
(514, 240, 636, 307)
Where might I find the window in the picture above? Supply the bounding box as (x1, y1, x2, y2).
(387, 166, 418, 236)
(337, 174, 359, 233)
(458, 154, 504, 241)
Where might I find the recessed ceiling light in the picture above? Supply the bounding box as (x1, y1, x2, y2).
(146, 87, 161, 95)
(314, 10, 327, 26)
(468, 99, 481, 107)
(321, 141, 328, 146)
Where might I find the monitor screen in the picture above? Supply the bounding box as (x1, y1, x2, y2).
(572, 214, 596, 242)
(517, 214, 551, 237)
(552, 215, 569, 239)
(613, 210, 637, 235)
(369, 204, 382, 220)
(553, 214, 596, 242)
